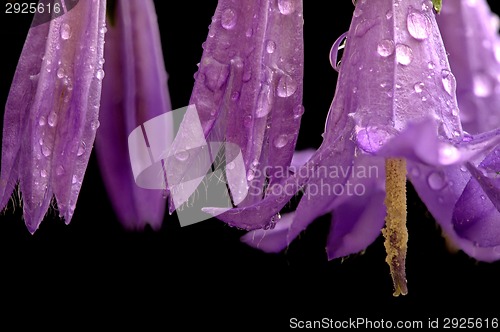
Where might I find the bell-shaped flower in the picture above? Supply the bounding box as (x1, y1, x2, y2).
(166, 0, 304, 217)
(95, 0, 171, 230)
(0, 1, 107, 233)
(235, 0, 500, 296)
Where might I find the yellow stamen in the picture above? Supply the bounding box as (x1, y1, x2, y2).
(382, 158, 408, 297)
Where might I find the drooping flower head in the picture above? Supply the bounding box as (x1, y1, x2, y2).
(95, 0, 171, 230)
(166, 0, 304, 222)
(0, 1, 107, 233)
(238, 0, 500, 296)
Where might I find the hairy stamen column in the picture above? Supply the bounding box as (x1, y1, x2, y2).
(382, 158, 408, 296)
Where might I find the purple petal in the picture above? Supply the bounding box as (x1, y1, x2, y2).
(336, 0, 462, 154)
(437, 0, 500, 134)
(95, 0, 170, 230)
(241, 212, 295, 253)
(186, 0, 304, 210)
(1, 1, 107, 232)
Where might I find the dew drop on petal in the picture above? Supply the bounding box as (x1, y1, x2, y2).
(441, 69, 456, 96)
(48, 112, 58, 127)
(221, 8, 237, 30)
(245, 28, 253, 37)
(377, 39, 395, 57)
(329, 32, 348, 72)
(293, 105, 305, 119)
(276, 74, 298, 97)
(77, 142, 86, 156)
(274, 134, 289, 148)
(438, 143, 461, 165)
(427, 171, 446, 190)
(41, 145, 52, 157)
(57, 67, 65, 79)
(40, 169, 48, 178)
(60, 23, 71, 40)
(91, 120, 100, 130)
(414, 82, 424, 93)
(407, 11, 431, 40)
(395, 44, 413, 65)
(95, 69, 105, 80)
(256, 84, 273, 118)
(39, 116, 46, 126)
(278, 0, 295, 15)
(266, 40, 276, 54)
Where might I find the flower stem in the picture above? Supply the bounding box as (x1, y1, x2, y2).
(382, 158, 408, 297)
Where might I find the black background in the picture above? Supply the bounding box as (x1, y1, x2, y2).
(1, 0, 500, 328)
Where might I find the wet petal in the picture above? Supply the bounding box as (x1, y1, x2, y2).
(179, 0, 304, 214)
(437, 0, 500, 134)
(95, 0, 170, 230)
(0, 0, 107, 232)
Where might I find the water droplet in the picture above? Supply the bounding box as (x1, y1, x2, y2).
(438, 143, 461, 165)
(256, 84, 273, 118)
(276, 74, 298, 97)
(427, 171, 446, 190)
(72, 175, 78, 184)
(441, 69, 456, 96)
(100, 26, 107, 34)
(377, 39, 395, 57)
(245, 28, 253, 37)
(407, 11, 431, 40)
(41, 145, 52, 157)
(460, 166, 467, 172)
(226, 161, 235, 170)
(174, 149, 189, 161)
(386, 10, 393, 19)
(48, 112, 58, 127)
(266, 40, 276, 54)
(39, 116, 46, 126)
(395, 44, 413, 65)
(77, 142, 86, 156)
(293, 105, 305, 119)
(480, 195, 486, 200)
(91, 120, 100, 130)
(40, 169, 48, 178)
(274, 134, 289, 148)
(329, 32, 348, 72)
(57, 67, 65, 79)
(60, 23, 71, 40)
(414, 82, 424, 93)
(473, 72, 494, 97)
(221, 8, 237, 30)
(278, 0, 295, 15)
(427, 62, 435, 69)
(95, 69, 105, 80)
(355, 126, 393, 153)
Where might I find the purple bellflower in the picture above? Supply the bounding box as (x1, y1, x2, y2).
(168, 0, 304, 218)
(232, 0, 500, 296)
(95, 0, 171, 230)
(0, 1, 107, 233)
(436, 0, 500, 134)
